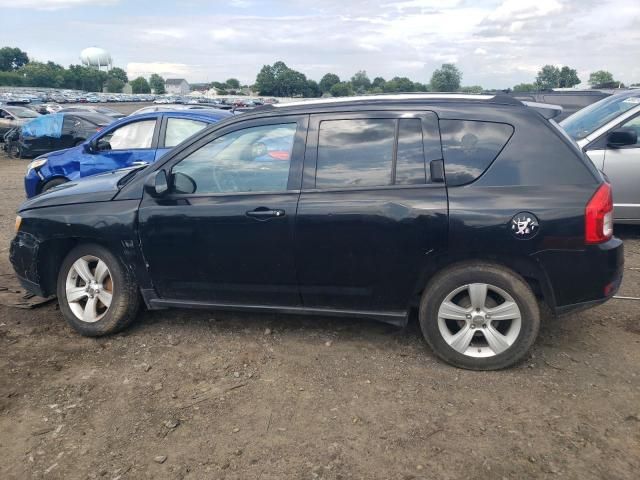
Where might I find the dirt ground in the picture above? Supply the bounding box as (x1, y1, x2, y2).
(0, 105, 639, 479)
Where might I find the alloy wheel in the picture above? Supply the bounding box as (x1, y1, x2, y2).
(65, 255, 113, 323)
(437, 283, 522, 358)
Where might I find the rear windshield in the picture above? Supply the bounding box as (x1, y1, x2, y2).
(440, 120, 513, 186)
(6, 106, 39, 118)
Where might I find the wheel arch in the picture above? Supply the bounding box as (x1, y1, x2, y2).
(412, 251, 556, 314)
(36, 236, 133, 297)
(37, 175, 70, 195)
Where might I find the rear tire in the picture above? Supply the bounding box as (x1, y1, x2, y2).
(419, 262, 540, 370)
(41, 177, 69, 193)
(57, 244, 140, 336)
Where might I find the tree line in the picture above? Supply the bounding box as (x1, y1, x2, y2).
(252, 61, 475, 97)
(0, 46, 167, 94)
(2, 46, 635, 97)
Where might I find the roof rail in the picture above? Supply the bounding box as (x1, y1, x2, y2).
(272, 93, 496, 108)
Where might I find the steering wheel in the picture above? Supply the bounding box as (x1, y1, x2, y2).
(212, 166, 239, 193)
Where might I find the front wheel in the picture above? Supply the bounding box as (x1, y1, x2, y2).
(41, 177, 69, 193)
(57, 244, 140, 336)
(419, 263, 540, 370)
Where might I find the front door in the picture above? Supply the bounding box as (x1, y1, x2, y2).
(138, 115, 308, 306)
(81, 118, 159, 177)
(602, 114, 640, 220)
(294, 112, 449, 313)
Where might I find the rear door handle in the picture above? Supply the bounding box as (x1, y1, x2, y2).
(246, 207, 285, 219)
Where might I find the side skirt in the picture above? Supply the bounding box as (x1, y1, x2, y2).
(145, 295, 408, 327)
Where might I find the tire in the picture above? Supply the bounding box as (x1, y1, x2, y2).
(41, 177, 69, 193)
(419, 262, 540, 370)
(56, 244, 140, 336)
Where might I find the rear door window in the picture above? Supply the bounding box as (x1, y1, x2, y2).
(316, 119, 395, 188)
(164, 118, 208, 148)
(395, 118, 427, 185)
(440, 120, 513, 186)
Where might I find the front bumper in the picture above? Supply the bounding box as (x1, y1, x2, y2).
(9, 231, 45, 297)
(535, 237, 624, 315)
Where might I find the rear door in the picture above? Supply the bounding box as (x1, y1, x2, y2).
(294, 111, 448, 313)
(81, 118, 159, 177)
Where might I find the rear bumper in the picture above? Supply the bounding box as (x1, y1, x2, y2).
(535, 237, 624, 315)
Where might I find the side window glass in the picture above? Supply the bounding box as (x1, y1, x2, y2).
(101, 120, 156, 150)
(440, 120, 513, 186)
(619, 116, 640, 146)
(396, 118, 427, 185)
(316, 119, 395, 188)
(164, 118, 207, 148)
(171, 123, 296, 194)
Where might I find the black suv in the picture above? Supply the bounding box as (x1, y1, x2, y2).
(10, 94, 623, 370)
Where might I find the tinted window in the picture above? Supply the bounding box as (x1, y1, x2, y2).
(172, 123, 296, 194)
(440, 120, 513, 186)
(102, 120, 156, 150)
(316, 119, 395, 188)
(396, 118, 427, 185)
(165, 118, 207, 147)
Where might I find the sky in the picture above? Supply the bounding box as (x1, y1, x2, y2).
(1, 0, 639, 89)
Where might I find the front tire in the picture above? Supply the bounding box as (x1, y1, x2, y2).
(57, 244, 140, 336)
(41, 177, 69, 193)
(419, 262, 540, 370)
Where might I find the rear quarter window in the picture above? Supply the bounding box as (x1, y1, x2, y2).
(440, 120, 514, 186)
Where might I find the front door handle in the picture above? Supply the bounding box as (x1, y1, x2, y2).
(246, 207, 285, 219)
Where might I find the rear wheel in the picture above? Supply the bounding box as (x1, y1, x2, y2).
(419, 263, 540, 370)
(41, 177, 69, 193)
(57, 244, 140, 336)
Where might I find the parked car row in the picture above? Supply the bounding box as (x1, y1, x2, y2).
(10, 93, 624, 371)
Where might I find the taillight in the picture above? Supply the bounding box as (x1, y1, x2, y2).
(585, 183, 613, 244)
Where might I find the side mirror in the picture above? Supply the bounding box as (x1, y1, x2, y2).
(173, 172, 196, 194)
(607, 128, 638, 148)
(144, 170, 168, 197)
(83, 141, 94, 153)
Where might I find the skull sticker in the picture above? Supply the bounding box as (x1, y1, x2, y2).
(511, 212, 539, 239)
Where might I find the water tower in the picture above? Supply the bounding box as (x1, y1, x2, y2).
(80, 47, 112, 71)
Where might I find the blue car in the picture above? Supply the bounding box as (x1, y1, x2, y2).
(24, 109, 232, 198)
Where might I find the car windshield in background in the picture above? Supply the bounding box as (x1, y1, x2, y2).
(6, 106, 40, 118)
(561, 92, 640, 140)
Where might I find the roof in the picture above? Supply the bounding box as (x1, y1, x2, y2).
(165, 78, 188, 86)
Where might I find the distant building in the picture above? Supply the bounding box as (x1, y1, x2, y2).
(165, 78, 190, 95)
(122, 83, 133, 94)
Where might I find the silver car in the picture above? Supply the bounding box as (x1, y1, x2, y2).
(0, 105, 41, 138)
(561, 90, 640, 224)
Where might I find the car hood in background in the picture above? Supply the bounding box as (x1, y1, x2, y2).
(18, 167, 139, 212)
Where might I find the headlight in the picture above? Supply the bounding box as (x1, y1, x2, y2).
(15, 215, 22, 232)
(27, 158, 47, 175)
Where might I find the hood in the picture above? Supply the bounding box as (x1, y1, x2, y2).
(18, 167, 139, 212)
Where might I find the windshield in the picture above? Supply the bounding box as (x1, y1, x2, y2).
(560, 93, 640, 140)
(6, 107, 40, 119)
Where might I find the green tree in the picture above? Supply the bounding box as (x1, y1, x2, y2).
(512, 83, 537, 92)
(319, 73, 340, 94)
(254, 61, 309, 96)
(589, 70, 615, 87)
(225, 78, 240, 89)
(559, 66, 580, 88)
(459, 85, 484, 94)
(350, 70, 371, 93)
(0, 47, 29, 71)
(329, 81, 353, 97)
(430, 63, 462, 92)
(108, 67, 128, 84)
(0, 71, 24, 86)
(149, 73, 165, 94)
(130, 76, 151, 94)
(535, 65, 561, 89)
(21, 61, 65, 88)
(304, 79, 321, 98)
(412, 82, 430, 92)
(105, 77, 125, 93)
(384, 76, 416, 92)
(371, 76, 386, 90)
